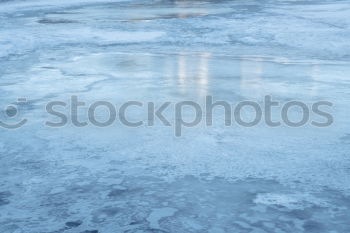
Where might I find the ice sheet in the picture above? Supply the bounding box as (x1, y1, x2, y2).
(1, 0, 350, 232)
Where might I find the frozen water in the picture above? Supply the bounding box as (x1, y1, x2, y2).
(1, 0, 350, 232)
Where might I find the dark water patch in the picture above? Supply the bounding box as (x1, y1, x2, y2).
(129, 13, 207, 21)
(287, 209, 313, 220)
(144, 228, 169, 233)
(108, 187, 128, 197)
(38, 18, 78, 24)
(303, 220, 325, 232)
(0, 191, 12, 206)
(99, 206, 120, 216)
(65, 220, 83, 228)
(49, 11, 78, 15)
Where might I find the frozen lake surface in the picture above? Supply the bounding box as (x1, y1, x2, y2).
(1, 0, 350, 232)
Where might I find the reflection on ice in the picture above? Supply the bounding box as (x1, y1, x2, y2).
(240, 57, 264, 98)
(197, 52, 211, 96)
(177, 54, 187, 89)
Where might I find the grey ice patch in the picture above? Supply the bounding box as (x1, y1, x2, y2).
(147, 207, 178, 229)
(98, 177, 123, 185)
(208, 227, 225, 233)
(92, 206, 120, 223)
(254, 193, 330, 210)
(340, 134, 350, 143)
(49, 187, 66, 195)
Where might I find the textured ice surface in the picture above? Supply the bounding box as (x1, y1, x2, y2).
(1, 0, 350, 232)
